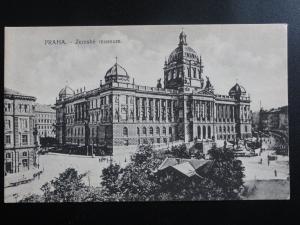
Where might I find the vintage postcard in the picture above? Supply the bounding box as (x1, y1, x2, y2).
(4, 25, 289, 202)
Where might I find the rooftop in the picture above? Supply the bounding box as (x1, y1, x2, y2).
(4, 87, 36, 101)
(157, 157, 213, 178)
(34, 103, 55, 113)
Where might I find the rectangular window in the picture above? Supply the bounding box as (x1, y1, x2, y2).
(6, 153, 11, 158)
(23, 151, 27, 157)
(22, 135, 28, 145)
(5, 135, 11, 144)
(5, 119, 11, 129)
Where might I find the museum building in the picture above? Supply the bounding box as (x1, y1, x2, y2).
(55, 31, 252, 150)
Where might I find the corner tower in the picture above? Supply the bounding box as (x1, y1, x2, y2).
(105, 58, 130, 84)
(164, 31, 205, 90)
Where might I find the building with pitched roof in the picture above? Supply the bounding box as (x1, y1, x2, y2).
(157, 157, 214, 179)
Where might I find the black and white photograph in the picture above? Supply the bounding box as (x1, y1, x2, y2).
(4, 25, 289, 202)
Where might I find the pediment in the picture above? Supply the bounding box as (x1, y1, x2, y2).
(196, 89, 214, 96)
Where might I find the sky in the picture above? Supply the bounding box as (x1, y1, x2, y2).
(5, 25, 287, 112)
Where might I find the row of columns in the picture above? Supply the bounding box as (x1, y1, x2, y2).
(136, 97, 176, 123)
(216, 103, 235, 122)
(193, 100, 214, 122)
(240, 104, 250, 122)
(74, 103, 88, 122)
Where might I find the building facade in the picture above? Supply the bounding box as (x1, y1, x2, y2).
(55, 32, 252, 150)
(258, 106, 288, 131)
(4, 88, 38, 174)
(34, 104, 56, 144)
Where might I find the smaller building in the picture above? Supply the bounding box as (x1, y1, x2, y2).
(33, 103, 56, 145)
(157, 157, 213, 179)
(4, 88, 38, 175)
(257, 106, 288, 131)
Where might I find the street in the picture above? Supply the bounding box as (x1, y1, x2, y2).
(4, 147, 289, 202)
(239, 150, 289, 181)
(4, 148, 135, 203)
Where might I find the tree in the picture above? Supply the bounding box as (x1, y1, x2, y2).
(20, 168, 106, 202)
(100, 145, 163, 201)
(206, 145, 245, 200)
(101, 144, 245, 201)
(101, 163, 123, 199)
(167, 144, 190, 159)
(19, 194, 44, 203)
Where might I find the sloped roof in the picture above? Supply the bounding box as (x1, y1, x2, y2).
(157, 157, 212, 178)
(4, 87, 36, 100)
(4, 87, 25, 96)
(172, 162, 197, 177)
(181, 158, 210, 170)
(34, 103, 55, 113)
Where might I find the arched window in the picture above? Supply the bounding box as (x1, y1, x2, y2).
(223, 126, 226, 133)
(123, 127, 128, 136)
(219, 126, 222, 133)
(156, 127, 160, 135)
(149, 127, 153, 135)
(231, 126, 234, 132)
(227, 126, 230, 133)
(143, 127, 147, 135)
(208, 126, 211, 139)
(137, 127, 140, 135)
(163, 127, 166, 135)
(197, 126, 201, 138)
(245, 125, 248, 132)
(169, 127, 172, 135)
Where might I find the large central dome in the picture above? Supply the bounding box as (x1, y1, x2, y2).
(167, 31, 199, 64)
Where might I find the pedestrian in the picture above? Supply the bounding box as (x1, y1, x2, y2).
(274, 169, 277, 177)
